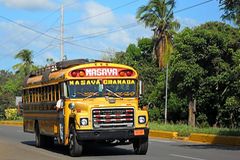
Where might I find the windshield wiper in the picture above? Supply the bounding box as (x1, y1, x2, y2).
(83, 92, 98, 100)
(105, 88, 123, 99)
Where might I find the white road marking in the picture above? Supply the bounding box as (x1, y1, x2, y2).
(170, 154, 207, 160)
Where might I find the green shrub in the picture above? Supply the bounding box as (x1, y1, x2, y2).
(4, 108, 18, 120)
(196, 114, 209, 128)
(149, 107, 163, 122)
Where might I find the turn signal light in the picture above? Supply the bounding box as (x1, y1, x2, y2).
(70, 70, 85, 77)
(71, 70, 78, 77)
(126, 70, 133, 76)
(79, 70, 85, 77)
(119, 71, 125, 76)
(118, 70, 134, 77)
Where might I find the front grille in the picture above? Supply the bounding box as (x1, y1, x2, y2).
(92, 108, 134, 129)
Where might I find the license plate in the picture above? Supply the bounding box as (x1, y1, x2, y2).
(134, 129, 145, 136)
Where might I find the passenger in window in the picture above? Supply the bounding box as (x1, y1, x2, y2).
(56, 97, 64, 143)
(56, 98, 63, 111)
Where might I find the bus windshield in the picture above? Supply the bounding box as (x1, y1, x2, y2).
(67, 79, 137, 98)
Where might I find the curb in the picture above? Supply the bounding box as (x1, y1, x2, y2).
(189, 133, 240, 146)
(0, 121, 23, 126)
(150, 130, 178, 139)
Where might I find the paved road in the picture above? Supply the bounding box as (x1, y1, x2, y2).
(0, 125, 239, 160)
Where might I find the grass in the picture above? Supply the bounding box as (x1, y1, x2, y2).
(150, 122, 240, 137)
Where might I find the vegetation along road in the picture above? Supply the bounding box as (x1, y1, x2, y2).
(0, 125, 239, 160)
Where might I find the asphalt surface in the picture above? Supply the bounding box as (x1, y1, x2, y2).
(0, 125, 239, 160)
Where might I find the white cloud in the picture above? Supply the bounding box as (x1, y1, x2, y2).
(0, 0, 58, 10)
(0, 20, 59, 60)
(76, 26, 108, 36)
(108, 30, 131, 46)
(177, 17, 199, 29)
(83, 1, 115, 26)
(63, 0, 81, 10)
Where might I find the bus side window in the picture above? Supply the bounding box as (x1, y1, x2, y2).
(26, 89, 29, 104)
(56, 84, 60, 100)
(47, 86, 49, 101)
(33, 88, 36, 103)
(44, 86, 47, 102)
(50, 86, 52, 101)
(36, 88, 39, 102)
(41, 87, 44, 102)
(29, 89, 32, 103)
(53, 85, 56, 101)
(39, 87, 42, 102)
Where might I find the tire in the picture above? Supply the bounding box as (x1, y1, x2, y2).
(69, 124, 83, 157)
(133, 137, 148, 155)
(45, 136, 54, 147)
(35, 122, 46, 147)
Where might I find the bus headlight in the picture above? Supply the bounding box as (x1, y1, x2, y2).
(69, 103, 75, 110)
(138, 116, 146, 124)
(80, 118, 88, 126)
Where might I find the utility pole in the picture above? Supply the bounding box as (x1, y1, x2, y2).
(60, 4, 64, 61)
(164, 63, 168, 124)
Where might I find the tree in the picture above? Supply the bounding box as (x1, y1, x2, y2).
(170, 22, 240, 127)
(46, 58, 55, 65)
(219, 0, 240, 27)
(112, 38, 162, 107)
(0, 70, 17, 118)
(13, 49, 36, 76)
(136, 0, 180, 68)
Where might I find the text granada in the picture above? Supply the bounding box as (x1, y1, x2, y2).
(69, 79, 135, 85)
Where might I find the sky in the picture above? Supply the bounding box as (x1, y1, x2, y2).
(0, 0, 224, 71)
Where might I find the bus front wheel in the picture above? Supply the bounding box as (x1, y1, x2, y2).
(133, 137, 148, 155)
(69, 124, 83, 157)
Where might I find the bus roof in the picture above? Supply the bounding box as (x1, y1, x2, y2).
(24, 59, 138, 88)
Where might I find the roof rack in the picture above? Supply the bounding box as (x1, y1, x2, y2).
(29, 59, 111, 77)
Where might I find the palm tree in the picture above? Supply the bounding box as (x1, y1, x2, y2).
(219, 0, 240, 27)
(136, 0, 180, 68)
(13, 49, 34, 76)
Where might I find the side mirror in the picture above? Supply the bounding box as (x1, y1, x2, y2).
(139, 80, 144, 97)
(60, 82, 68, 99)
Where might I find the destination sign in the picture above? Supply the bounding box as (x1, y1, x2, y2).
(69, 79, 135, 85)
(85, 68, 118, 76)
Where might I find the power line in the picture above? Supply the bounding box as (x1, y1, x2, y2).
(0, 15, 109, 53)
(1, 1, 78, 46)
(33, 44, 56, 58)
(1, 8, 60, 46)
(71, 23, 139, 42)
(74, 22, 138, 38)
(0, 15, 60, 41)
(68, 0, 215, 42)
(65, 0, 140, 25)
(65, 40, 110, 53)
(174, 0, 214, 13)
(0, 0, 215, 63)
(64, 0, 81, 8)
(0, 16, 60, 62)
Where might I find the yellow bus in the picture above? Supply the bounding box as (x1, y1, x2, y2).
(23, 59, 149, 156)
